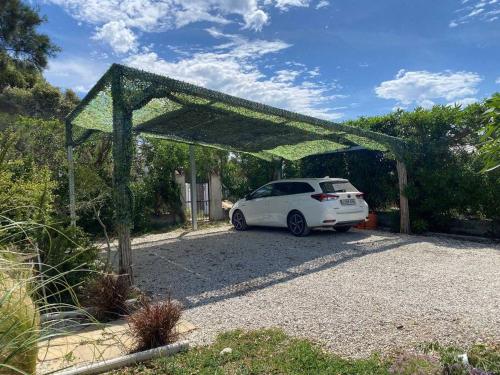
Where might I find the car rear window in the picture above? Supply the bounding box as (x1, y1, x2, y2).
(320, 180, 358, 193)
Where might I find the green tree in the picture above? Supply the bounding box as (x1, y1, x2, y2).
(0, 0, 59, 74)
(479, 93, 500, 172)
(0, 1, 76, 121)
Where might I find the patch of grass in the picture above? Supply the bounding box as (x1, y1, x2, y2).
(468, 343, 500, 373)
(389, 352, 441, 375)
(111, 329, 390, 374)
(109, 329, 500, 375)
(420, 341, 500, 374)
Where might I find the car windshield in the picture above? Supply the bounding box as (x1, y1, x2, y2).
(320, 180, 358, 193)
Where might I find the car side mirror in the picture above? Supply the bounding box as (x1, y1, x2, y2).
(245, 193, 252, 200)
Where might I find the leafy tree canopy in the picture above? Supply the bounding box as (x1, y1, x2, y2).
(0, 0, 59, 73)
(0, 1, 77, 120)
(479, 93, 500, 172)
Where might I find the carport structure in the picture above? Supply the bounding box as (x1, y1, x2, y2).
(65, 63, 410, 284)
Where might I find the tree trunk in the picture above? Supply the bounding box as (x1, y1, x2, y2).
(396, 160, 410, 234)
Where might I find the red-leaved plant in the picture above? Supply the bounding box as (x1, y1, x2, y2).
(82, 273, 130, 321)
(127, 296, 182, 351)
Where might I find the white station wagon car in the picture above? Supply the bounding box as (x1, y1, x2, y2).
(230, 177, 369, 236)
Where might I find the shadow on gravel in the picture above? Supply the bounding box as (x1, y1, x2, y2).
(118, 228, 418, 309)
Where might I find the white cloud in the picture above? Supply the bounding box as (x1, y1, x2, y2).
(44, 58, 108, 93)
(496, 77, 500, 84)
(448, 97, 478, 107)
(315, 0, 329, 9)
(419, 99, 435, 109)
(123, 35, 343, 119)
(274, 0, 310, 10)
(273, 69, 300, 82)
(45, 0, 341, 117)
(92, 20, 137, 54)
(243, 9, 269, 30)
(46, 0, 317, 51)
(450, 0, 500, 26)
(375, 70, 482, 107)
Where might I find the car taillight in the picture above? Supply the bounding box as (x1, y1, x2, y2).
(311, 193, 339, 201)
(356, 193, 364, 199)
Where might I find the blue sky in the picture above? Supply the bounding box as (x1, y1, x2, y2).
(37, 0, 500, 120)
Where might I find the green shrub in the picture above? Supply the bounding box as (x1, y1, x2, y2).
(40, 225, 100, 303)
(411, 218, 429, 234)
(131, 180, 154, 233)
(81, 273, 131, 321)
(0, 274, 39, 375)
(0, 166, 55, 225)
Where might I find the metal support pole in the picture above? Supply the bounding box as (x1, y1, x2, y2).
(189, 144, 198, 230)
(396, 159, 410, 234)
(67, 145, 77, 226)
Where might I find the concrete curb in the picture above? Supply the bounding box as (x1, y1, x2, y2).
(40, 310, 87, 323)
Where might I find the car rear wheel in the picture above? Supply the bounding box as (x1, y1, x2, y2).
(334, 225, 351, 233)
(287, 211, 311, 237)
(232, 210, 248, 231)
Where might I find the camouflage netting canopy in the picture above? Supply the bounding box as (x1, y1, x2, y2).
(66, 64, 407, 161)
(65, 63, 412, 280)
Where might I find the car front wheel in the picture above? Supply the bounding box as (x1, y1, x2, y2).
(232, 210, 248, 231)
(287, 211, 311, 237)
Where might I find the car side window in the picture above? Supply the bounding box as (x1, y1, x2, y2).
(288, 182, 315, 194)
(272, 182, 290, 196)
(251, 184, 274, 199)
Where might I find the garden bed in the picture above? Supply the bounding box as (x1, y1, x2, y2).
(37, 318, 195, 374)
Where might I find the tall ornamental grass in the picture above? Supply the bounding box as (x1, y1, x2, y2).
(0, 215, 98, 374)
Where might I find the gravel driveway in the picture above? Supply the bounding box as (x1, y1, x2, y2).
(127, 225, 500, 357)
